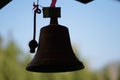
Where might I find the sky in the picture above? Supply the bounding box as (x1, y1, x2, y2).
(0, 0, 120, 71)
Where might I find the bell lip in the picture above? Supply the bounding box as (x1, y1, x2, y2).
(26, 63, 84, 73)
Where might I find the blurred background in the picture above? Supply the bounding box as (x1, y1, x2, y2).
(0, 0, 120, 80)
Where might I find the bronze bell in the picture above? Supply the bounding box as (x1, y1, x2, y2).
(26, 7, 84, 72)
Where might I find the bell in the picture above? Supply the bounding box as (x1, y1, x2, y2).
(26, 7, 84, 72)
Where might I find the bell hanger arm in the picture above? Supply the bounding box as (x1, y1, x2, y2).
(75, 0, 94, 4)
(0, 0, 12, 9)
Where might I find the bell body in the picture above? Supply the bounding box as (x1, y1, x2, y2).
(26, 18, 84, 72)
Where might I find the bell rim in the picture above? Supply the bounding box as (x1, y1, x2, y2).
(26, 63, 84, 73)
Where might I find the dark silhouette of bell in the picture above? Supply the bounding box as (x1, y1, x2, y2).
(26, 7, 84, 72)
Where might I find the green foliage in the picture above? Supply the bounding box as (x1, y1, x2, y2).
(118, 65, 120, 80)
(103, 68, 111, 80)
(0, 35, 118, 80)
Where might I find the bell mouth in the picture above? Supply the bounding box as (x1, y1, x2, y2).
(26, 63, 84, 73)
